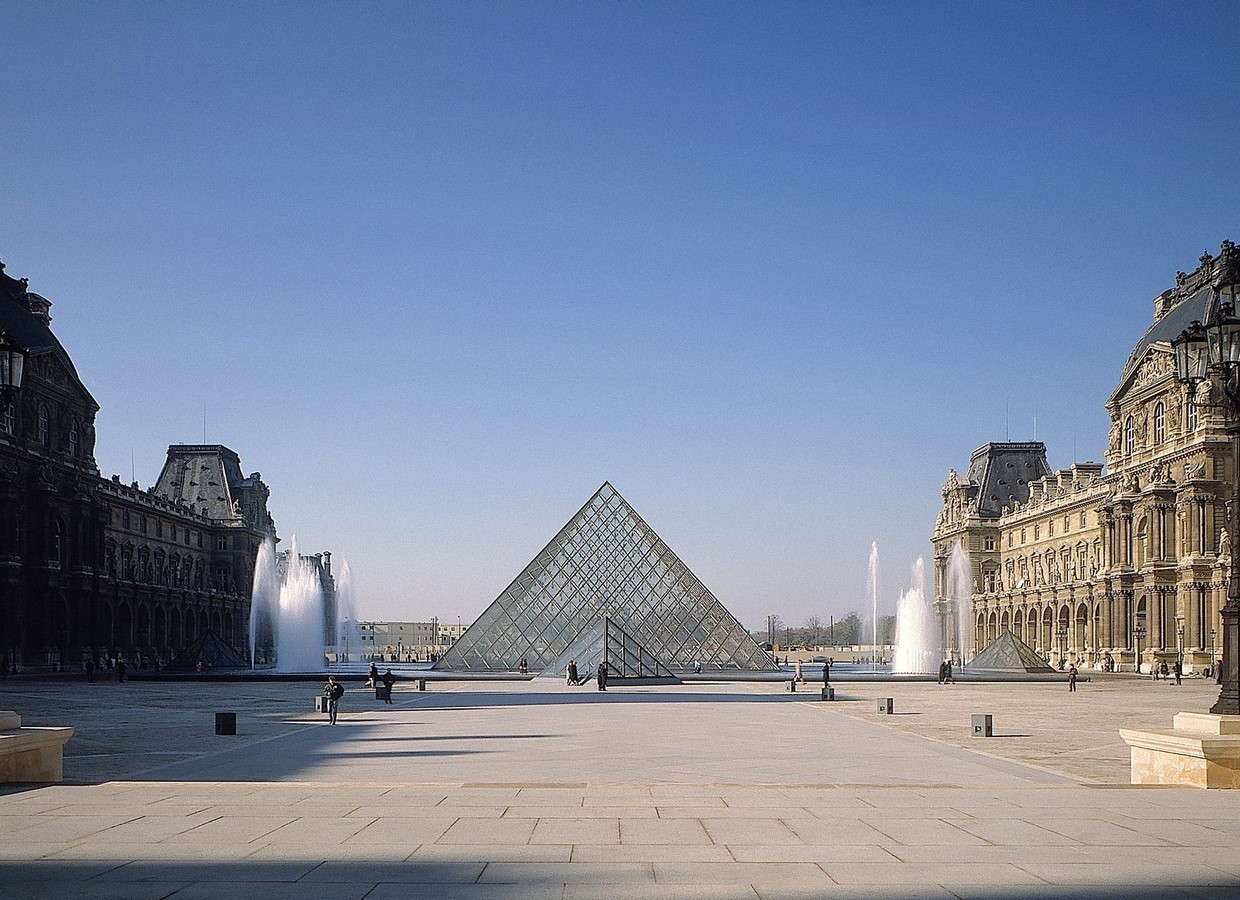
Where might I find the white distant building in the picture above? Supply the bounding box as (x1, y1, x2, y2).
(358, 620, 467, 661)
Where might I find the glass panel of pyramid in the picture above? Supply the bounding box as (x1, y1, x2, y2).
(435, 482, 778, 673)
(539, 616, 677, 680)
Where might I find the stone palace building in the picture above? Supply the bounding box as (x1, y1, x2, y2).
(0, 258, 278, 671)
(934, 243, 1237, 674)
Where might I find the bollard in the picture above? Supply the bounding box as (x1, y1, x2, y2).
(821, 686, 835, 701)
(971, 714, 993, 737)
(788, 679, 797, 692)
(418, 679, 427, 691)
(877, 697, 893, 714)
(215, 712, 237, 735)
(315, 696, 329, 713)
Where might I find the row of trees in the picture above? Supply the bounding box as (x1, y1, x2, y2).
(753, 613, 898, 649)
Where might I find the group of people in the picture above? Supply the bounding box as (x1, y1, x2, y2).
(937, 660, 955, 684)
(564, 658, 610, 689)
(365, 663, 398, 702)
(1152, 659, 1183, 685)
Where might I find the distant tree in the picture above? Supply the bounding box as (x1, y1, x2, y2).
(805, 616, 823, 646)
(877, 615, 897, 645)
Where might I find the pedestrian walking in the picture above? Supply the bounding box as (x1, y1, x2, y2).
(1173, 659, 1182, 685)
(85, 657, 95, 683)
(596, 661, 608, 691)
(367, 663, 378, 688)
(567, 659, 579, 685)
(937, 661, 946, 684)
(381, 668, 396, 703)
(324, 675, 344, 724)
(943, 660, 954, 684)
(795, 659, 804, 683)
(1068, 664, 1078, 692)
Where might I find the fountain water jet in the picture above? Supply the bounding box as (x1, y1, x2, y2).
(892, 557, 941, 674)
(946, 540, 974, 664)
(334, 560, 363, 664)
(868, 541, 879, 666)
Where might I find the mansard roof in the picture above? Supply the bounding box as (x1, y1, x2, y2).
(964, 442, 1051, 518)
(0, 259, 98, 410)
(153, 444, 250, 523)
(1111, 244, 1235, 403)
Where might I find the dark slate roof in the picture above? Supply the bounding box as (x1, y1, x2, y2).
(153, 445, 247, 521)
(965, 442, 1050, 518)
(1113, 283, 1211, 398)
(965, 630, 1055, 673)
(0, 261, 97, 409)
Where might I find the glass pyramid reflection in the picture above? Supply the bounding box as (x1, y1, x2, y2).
(540, 617, 677, 680)
(434, 482, 778, 673)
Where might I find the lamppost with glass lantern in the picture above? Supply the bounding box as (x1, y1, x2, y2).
(1212, 628, 1218, 676)
(1176, 616, 1185, 667)
(1171, 240, 1240, 715)
(1134, 623, 1146, 674)
(0, 330, 26, 413)
(1057, 624, 1068, 669)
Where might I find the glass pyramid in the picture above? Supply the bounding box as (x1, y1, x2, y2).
(434, 482, 778, 673)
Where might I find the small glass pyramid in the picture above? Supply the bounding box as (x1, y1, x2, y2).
(434, 482, 778, 673)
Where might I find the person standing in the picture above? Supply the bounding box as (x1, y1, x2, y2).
(567, 659, 579, 686)
(324, 675, 344, 724)
(1173, 659, 1182, 685)
(794, 659, 804, 683)
(381, 668, 396, 703)
(1068, 664, 1078, 692)
(367, 662, 378, 689)
(596, 661, 608, 691)
(85, 657, 95, 683)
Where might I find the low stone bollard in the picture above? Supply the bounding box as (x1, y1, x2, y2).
(788, 680, 797, 692)
(215, 712, 237, 736)
(971, 714, 993, 737)
(315, 695, 329, 713)
(877, 698, 893, 714)
(418, 679, 427, 691)
(821, 686, 835, 701)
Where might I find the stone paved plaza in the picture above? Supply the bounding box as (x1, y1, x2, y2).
(2, 673, 1239, 898)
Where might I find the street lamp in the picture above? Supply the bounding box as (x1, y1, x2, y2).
(1056, 624, 1068, 669)
(1212, 628, 1218, 673)
(1134, 624, 1147, 675)
(0, 330, 26, 412)
(1171, 240, 1240, 714)
(1176, 616, 1185, 667)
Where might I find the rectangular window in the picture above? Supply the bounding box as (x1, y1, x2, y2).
(216, 534, 227, 551)
(1048, 520, 1054, 537)
(141, 516, 147, 535)
(156, 520, 163, 538)
(122, 511, 131, 530)
(1020, 528, 1026, 544)
(1081, 511, 1087, 528)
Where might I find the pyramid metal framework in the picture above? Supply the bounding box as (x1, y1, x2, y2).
(434, 483, 777, 673)
(540, 617, 678, 681)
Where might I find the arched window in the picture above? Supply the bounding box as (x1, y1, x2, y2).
(1186, 394, 1198, 432)
(1124, 416, 1135, 455)
(1153, 402, 1165, 445)
(51, 519, 63, 566)
(37, 404, 50, 448)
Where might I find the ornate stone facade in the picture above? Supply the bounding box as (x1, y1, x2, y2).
(0, 260, 277, 670)
(934, 245, 1236, 673)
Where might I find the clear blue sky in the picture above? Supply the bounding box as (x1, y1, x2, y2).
(3, 1, 1237, 630)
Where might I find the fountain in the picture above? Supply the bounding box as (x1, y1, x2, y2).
(868, 541, 879, 666)
(248, 535, 334, 672)
(892, 557, 941, 674)
(945, 540, 974, 664)
(334, 560, 363, 664)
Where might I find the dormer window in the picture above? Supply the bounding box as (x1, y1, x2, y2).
(37, 404, 49, 448)
(1153, 402, 1165, 445)
(1124, 416, 1135, 456)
